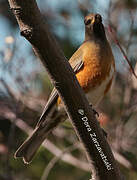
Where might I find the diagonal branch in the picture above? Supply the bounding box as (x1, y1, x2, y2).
(8, 0, 122, 179)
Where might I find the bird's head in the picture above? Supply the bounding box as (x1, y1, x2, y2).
(84, 13, 106, 41)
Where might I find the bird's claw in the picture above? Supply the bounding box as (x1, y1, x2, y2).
(89, 103, 99, 117)
(89, 103, 107, 138)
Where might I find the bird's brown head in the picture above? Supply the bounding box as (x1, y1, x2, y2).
(84, 13, 106, 41)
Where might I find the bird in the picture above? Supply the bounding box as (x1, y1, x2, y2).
(14, 13, 115, 164)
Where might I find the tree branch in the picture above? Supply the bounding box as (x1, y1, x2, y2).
(8, 0, 122, 179)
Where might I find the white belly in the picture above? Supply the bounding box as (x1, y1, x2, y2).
(86, 65, 115, 107)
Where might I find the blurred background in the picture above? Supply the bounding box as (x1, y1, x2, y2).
(0, 0, 137, 179)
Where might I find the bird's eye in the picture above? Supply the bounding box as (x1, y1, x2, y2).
(84, 19, 91, 25)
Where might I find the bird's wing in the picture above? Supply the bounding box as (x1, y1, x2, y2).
(69, 47, 84, 73)
(36, 88, 58, 126)
(37, 47, 84, 127)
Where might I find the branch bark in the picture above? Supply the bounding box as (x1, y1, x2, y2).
(8, 0, 123, 179)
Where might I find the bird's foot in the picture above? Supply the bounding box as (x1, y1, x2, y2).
(89, 103, 99, 117)
(89, 103, 107, 137)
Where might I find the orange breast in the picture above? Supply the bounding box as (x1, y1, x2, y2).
(57, 41, 115, 106)
(76, 41, 115, 93)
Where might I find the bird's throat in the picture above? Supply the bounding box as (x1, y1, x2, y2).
(85, 23, 106, 41)
(93, 23, 106, 40)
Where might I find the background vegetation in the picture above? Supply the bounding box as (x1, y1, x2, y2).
(0, 0, 137, 179)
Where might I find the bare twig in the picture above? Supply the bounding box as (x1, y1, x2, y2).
(41, 143, 80, 180)
(108, 25, 137, 79)
(0, 79, 18, 177)
(112, 150, 132, 169)
(126, 11, 134, 52)
(0, 78, 17, 103)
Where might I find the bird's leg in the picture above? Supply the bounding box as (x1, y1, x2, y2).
(89, 103, 107, 138)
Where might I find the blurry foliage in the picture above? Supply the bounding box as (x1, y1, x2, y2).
(0, 0, 137, 179)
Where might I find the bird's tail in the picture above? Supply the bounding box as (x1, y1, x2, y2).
(14, 88, 62, 163)
(14, 127, 48, 164)
(14, 109, 65, 164)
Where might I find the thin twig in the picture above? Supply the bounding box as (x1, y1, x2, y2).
(126, 11, 134, 52)
(108, 25, 137, 79)
(0, 78, 17, 103)
(41, 143, 80, 180)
